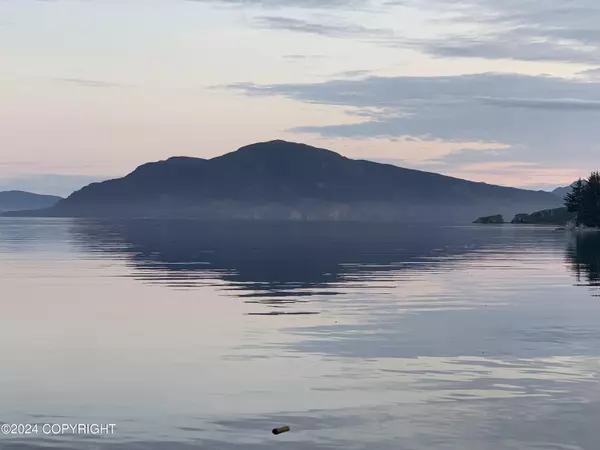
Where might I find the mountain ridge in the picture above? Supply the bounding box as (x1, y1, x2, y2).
(3, 140, 563, 222)
(0, 190, 63, 212)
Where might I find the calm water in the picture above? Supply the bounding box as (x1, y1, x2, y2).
(1, 218, 600, 450)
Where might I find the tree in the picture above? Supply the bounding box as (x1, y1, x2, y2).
(565, 178, 586, 224)
(580, 172, 600, 228)
(564, 173, 600, 228)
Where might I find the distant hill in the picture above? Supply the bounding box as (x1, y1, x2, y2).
(0, 190, 62, 212)
(553, 183, 575, 199)
(3, 140, 563, 222)
(553, 180, 591, 201)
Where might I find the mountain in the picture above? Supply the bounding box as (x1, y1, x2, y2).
(553, 184, 575, 199)
(0, 190, 62, 212)
(4, 140, 563, 222)
(553, 179, 591, 200)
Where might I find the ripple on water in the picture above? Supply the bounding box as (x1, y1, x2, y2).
(1, 219, 600, 449)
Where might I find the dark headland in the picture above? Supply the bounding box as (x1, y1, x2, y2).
(475, 172, 600, 227)
(2, 140, 563, 222)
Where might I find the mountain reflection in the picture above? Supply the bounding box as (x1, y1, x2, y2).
(567, 232, 600, 295)
(69, 220, 515, 297)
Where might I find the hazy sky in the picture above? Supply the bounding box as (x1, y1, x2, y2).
(2, 0, 600, 195)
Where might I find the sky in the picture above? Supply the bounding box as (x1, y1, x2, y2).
(1, 0, 600, 195)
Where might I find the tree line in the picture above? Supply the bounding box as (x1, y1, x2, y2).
(565, 171, 600, 228)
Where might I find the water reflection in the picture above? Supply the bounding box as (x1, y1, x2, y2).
(566, 231, 600, 295)
(69, 220, 568, 299)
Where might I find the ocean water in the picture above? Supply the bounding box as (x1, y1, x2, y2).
(1, 218, 600, 450)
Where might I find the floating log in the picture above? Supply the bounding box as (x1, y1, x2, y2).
(272, 426, 290, 435)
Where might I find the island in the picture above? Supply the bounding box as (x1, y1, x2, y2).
(2, 140, 563, 222)
(510, 207, 574, 225)
(474, 214, 505, 224)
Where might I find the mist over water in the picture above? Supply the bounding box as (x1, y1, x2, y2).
(1, 218, 600, 449)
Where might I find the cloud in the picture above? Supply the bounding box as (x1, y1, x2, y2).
(226, 72, 600, 172)
(53, 78, 132, 88)
(186, 0, 369, 8)
(333, 69, 374, 78)
(282, 54, 325, 60)
(407, 38, 600, 65)
(229, 72, 600, 110)
(244, 1, 600, 66)
(476, 97, 600, 111)
(255, 16, 393, 39)
(388, 0, 600, 65)
(578, 68, 600, 79)
(430, 148, 514, 166)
